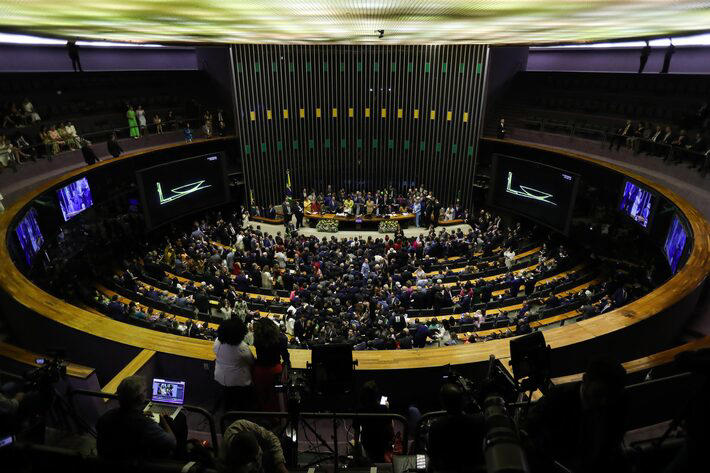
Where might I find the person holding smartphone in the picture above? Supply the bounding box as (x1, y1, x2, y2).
(353, 381, 395, 463)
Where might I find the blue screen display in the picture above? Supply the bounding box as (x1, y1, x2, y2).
(15, 208, 44, 266)
(619, 180, 653, 228)
(57, 177, 93, 221)
(664, 215, 687, 274)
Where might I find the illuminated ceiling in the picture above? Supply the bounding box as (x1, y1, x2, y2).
(1, 1, 709, 45)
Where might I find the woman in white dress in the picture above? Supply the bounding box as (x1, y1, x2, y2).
(136, 105, 147, 135)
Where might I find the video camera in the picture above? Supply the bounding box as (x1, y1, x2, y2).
(23, 349, 67, 392)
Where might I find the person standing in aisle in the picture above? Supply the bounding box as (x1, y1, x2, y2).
(126, 106, 140, 139)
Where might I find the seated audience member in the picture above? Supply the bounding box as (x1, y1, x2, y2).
(353, 381, 395, 463)
(609, 119, 632, 151)
(214, 318, 254, 411)
(219, 419, 288, 473)
(427, 383, 486, 471)
(21, 98, 41, 123)
(523, 358, 628, 473)
(58, 122, 80, 150)
(96, 376, 180, 461)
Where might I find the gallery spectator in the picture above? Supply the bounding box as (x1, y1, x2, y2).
(136, 105, 147, 136)
(213, 318, 254, 411)
(81, 140, 100, 166)
(153, 114, 163, 134)
(127, 106, 140, 139)
(21, 98, 41, 123)
(66, 40, 82, 72)
(107, 131, 123, 158)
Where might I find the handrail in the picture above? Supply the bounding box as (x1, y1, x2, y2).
(220, 410, 409, 455)
(67, 388, 219, 450)
(12, 115, 219, 156)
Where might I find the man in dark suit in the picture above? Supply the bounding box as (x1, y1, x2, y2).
(282, 200, 291, 230)
(638, 41, 651, 73)
(294, 200, 304, 230)
(81, 140, 99, 165)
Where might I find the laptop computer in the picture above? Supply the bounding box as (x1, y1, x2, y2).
(143, 378, 185, 421)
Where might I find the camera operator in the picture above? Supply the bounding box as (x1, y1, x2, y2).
(0, 384, 25, 432)
(522, 357, 628, 473)
(427, 382, 486, 472)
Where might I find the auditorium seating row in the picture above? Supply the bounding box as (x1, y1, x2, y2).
(490, 71, 710, 140)
(90, 255, 599, 346)
(1, 70, 223, 145)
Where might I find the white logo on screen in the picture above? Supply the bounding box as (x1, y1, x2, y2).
(505, 172, 557, 206)
(157, 180, 212, 205)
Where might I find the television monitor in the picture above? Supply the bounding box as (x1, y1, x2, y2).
(619, 180, 654, 228)
(664, 215, 687, 274)
(15, 207, 44, 266)
(487, 155, 580, 234)
(136, 153, 230, 229)
(56, 177, 94, 221)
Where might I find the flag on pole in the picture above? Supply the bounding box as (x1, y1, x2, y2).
(286, 169, 292, 199)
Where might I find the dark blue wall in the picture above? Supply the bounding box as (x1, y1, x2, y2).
(0, 43, 197, 72)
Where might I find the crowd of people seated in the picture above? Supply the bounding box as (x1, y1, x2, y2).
(607, 102, 710, 175)
(83, 204, 645, 351)
(251, 186, 466, 228)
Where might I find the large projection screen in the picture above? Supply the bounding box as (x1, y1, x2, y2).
(136, 153, 230, 229)
(487, 154, 579, 234)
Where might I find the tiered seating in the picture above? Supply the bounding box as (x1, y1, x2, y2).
(0, 70, 223, 147)
(491, 71, 710, 141)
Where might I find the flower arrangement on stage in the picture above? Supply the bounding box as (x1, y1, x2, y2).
(378, 220, 400, 233)
(316, 219, 340, 233)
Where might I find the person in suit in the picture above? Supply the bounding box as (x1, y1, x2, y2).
(107, 131, 123, 158)
(293, 200, 304, 230)
(81, 140, 99, 165)
(282, 200, 291, 230)
(661, 40, 675, 73)
(638, 40, 651, 73)
(497, 118, 506, 139)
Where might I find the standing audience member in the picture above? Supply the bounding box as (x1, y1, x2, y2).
(136, 105, 148, 136)
(127, 106, 140, 140)
(252, 318, 290, 412)
(213, 318, 254, 411)
(66, 40, 82, 72)
(153, 114, 164, 134)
